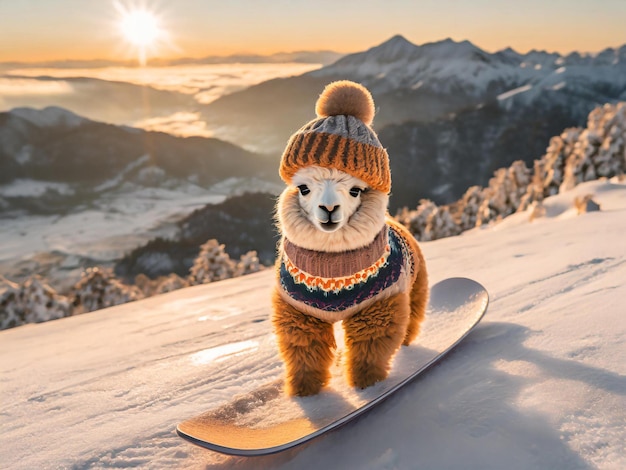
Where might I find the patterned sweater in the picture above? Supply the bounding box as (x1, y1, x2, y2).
(277, 222, 416, 323)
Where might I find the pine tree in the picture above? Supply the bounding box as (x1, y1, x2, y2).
(477, 161, 530, 225)
(236, 251, 263, 277)
(398, 199, 438, 241)
(0, 275, 71, 330)
(423, 206, 461, 241)
(457, 186, 484, 231)
(71, 267, 143, 314)
(155, 273, 190, 294)
(188, 239, 237, 285)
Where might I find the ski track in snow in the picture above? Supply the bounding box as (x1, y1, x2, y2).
(1, 178, 626, 469)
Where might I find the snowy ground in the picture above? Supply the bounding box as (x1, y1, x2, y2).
(1, 177, 625, 469)
(0, 184, 227, 290)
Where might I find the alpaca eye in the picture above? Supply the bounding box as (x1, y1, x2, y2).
(349, 187, 364, 198)
(297, 184, 310, 196)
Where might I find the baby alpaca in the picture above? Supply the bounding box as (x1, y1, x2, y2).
(272, 81, 428, 396)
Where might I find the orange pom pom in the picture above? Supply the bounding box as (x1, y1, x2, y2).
(315, 80, 375, 126)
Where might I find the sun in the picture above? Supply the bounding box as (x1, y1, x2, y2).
(120, 10, 160, 47)
(114, 2, 168, 66)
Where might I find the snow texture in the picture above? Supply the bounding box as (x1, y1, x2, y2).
(1, 176, 625, 469)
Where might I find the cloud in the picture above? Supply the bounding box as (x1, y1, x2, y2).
(0, 78, 73, 96)
(133, 111, 213, 137)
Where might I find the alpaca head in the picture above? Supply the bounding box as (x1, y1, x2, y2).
(277, 81, 391, 252)
(277, 165, 388, 252)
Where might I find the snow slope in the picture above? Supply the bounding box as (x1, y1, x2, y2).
(1, 178, 625, 469)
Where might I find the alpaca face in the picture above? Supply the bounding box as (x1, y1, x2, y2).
(293, 166, 366, 233)
(278, 166, 389, 252)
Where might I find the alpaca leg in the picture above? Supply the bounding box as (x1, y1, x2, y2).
(403, 260, 429, 346)
(271, 290, 336, 396)
(342, 293, 410, 389)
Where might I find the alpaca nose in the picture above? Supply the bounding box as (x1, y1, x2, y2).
(319, 204, 339, 214)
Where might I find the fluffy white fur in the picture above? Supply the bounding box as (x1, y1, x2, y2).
(277, 166, 388, 252)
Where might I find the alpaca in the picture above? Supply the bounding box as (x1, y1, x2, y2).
(272, 81, 428, 396)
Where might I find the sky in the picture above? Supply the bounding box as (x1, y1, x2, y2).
(0, 0, 625, 63)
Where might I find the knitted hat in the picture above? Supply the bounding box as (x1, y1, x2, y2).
(279, 80, 391, 193)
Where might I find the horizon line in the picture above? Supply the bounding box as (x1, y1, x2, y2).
(3, 35, 626, 67)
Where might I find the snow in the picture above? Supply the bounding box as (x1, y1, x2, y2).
(309, 36, 626, 104)
(93, 155, 151, 192)
(0, 179, 75, 197)
(0, 185, 224, 267)
(1, 177, 626, 469)
(497, 84, 533, 101)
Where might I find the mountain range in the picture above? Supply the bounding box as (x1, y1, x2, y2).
(202, 35, 626, 206)
(0, 50, 344, 71)
(0, 106, 277, 215)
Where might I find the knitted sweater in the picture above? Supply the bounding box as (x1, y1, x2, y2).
(277, 222, 416, 323)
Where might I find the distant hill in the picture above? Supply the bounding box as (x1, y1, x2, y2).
(114, 192, 278, 279)
(0, 50, 344, 69)
(0, 75, 195, 126)
(0, 106, 279, 215)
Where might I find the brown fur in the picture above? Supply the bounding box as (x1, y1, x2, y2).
(387, 217, 429, 346)
(342, 292, 410, 388)
(272, 218, 428, 396)
(271, 290, 337, 396)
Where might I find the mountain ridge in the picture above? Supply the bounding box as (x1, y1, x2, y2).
(0, 107, 279, 214)
(202, 35, 626, 206)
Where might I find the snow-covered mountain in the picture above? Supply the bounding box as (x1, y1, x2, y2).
(9, 105, 88, 128)
(202, 36, 626, 206)
(0, 106, 281, 291)
(311, 35, 626, 97)
(1, 175, 624, 469)
(0, 106, 278, 214)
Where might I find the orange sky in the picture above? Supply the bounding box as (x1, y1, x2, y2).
(1, 0, 625, 63)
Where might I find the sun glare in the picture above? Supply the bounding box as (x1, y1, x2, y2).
(115, 1, 168, 66)
(121, 10, 159, 47)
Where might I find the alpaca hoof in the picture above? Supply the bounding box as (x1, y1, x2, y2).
(286, 375, 327, 397)
(349, 368, 388, 389)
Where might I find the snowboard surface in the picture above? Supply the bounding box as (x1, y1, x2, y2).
(177, 277, 489, 456)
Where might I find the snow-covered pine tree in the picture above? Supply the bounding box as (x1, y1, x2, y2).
(539, 128, 581, 196)
(0, 275, 72, 330)
(188, 239, 237, 285)
(134, 273, 155, 296)
(71, 267, 143, 314)
(422, 205, 461, 241)
(154, 273, 189, 294)
(0, 276, 20, 329)
(562, 102, 626, 191)
(518, 159, 546, 212)
(477, 161, 530, 226)
(457, 185, 484, 231)
(236, 251, 263, 277)
(397, 199, 438, 241)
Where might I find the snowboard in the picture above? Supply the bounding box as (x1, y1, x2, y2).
(177, 277, 489, 456)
